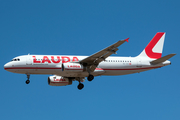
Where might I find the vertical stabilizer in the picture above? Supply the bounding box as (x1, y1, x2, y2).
(137, 32, 165, 59)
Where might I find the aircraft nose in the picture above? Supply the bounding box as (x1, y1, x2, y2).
(4, 62, 10, 70)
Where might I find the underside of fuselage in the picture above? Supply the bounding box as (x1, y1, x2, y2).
(5, 65, 163, 77)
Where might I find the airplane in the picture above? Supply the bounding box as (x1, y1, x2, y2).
(4, 32, 176, 90)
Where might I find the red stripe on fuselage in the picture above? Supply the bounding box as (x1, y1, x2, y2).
(102, 66, 161, 70)
(4, 67, 61, 70)
(4, 66, 161, 71)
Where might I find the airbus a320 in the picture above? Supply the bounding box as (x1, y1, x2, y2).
(4, 32, 176, 90)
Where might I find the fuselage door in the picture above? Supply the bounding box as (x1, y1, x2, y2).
(26, 55, 32, 65)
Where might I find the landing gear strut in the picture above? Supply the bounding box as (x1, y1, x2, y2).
(26, 74, 30, 84)
(77, 74, 94, 90)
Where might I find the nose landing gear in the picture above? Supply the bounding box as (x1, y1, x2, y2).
(26, 74, 30, 84)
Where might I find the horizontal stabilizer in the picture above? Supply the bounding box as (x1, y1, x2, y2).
(150, 53, 176, 65)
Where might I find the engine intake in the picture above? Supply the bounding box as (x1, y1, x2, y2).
(48, 75, 72, 86)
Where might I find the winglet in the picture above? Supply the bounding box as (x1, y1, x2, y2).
(125, 38, 129, 42)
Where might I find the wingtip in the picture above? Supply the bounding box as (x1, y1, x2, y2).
(125, 38, 129, 42)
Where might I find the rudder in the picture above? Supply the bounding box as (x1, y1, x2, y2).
(137, 32, 165, 59)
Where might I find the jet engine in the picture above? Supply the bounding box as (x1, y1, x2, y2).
(62, 63, 84, 72)
(48, 75, 72, 86)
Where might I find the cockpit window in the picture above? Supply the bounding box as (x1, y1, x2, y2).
(11, 58, 20, 61)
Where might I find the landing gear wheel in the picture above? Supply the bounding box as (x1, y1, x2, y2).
(26, 80, 30, 84)
(87, 74, 94, 81)
(77, 83, 84, 90)
(26, 74, 30, 84)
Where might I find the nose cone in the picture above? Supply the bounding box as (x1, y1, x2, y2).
(4, 62, 11, 70)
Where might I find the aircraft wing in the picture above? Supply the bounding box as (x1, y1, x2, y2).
(79, 38, 129, 72)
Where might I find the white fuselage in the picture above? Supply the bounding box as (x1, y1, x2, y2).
(4, 55, 170, 77)
(3, 32, 175, 90)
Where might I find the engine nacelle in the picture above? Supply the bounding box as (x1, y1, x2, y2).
(62, 63, 83, 72)
(48, 75, 72, 86)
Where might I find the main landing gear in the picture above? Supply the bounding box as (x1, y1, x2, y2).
(77, 74, 94, 90)
(77, 82, 84, 90)
(26, 74, 30, 84)
(87, 74, 94, 81)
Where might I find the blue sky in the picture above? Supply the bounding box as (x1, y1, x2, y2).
(0, 0, 179, 120)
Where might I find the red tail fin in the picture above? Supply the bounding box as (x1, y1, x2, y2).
(137, 32, 165, 59)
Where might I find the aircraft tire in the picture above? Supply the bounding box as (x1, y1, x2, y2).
(77, 83, 84, 90)
(26, 80, 30, 84)
(87, 74, 94, 81)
